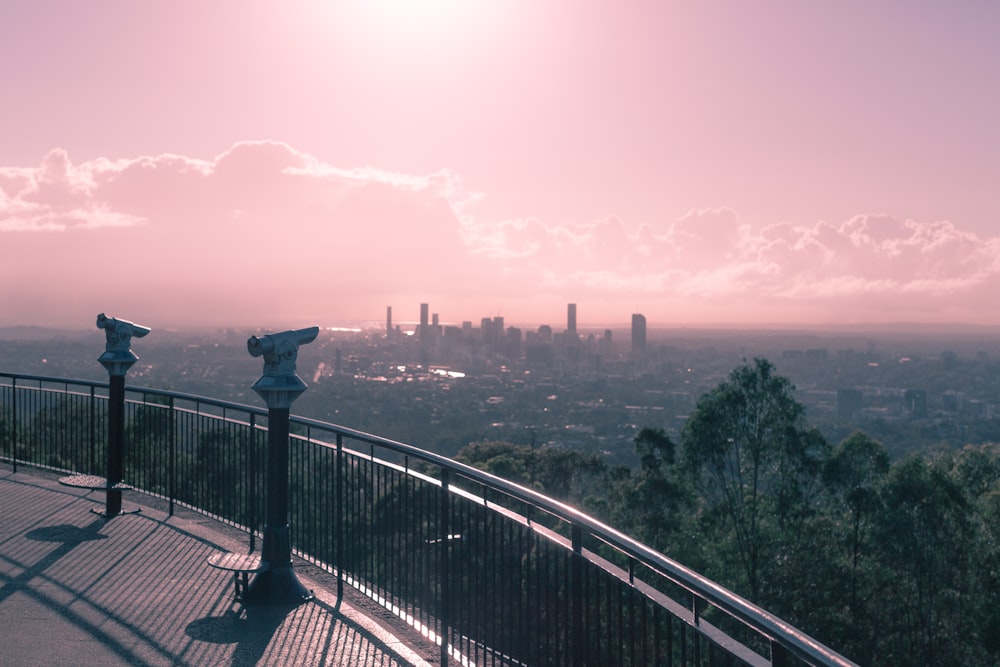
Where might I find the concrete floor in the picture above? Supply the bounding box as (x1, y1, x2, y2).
(0, 469, 438, 666)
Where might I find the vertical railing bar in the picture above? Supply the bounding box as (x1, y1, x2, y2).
(439, 467, 451, 667)
(250, 414, 258, 551)
(572, 523, 584, 667)
(242, 412, 251, 541)
(11, 376, 17, 473)
(335, 432, 344, 600)
(368, 446, 375, 605)
(168, 395, 176, 516)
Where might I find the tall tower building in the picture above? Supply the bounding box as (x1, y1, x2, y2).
(631, 313, 647, 356)
(386, 306, 392, 337)
(567, 303, 577, 337)
(420, 303, 429, 338)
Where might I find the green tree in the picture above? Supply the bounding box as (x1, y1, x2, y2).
(606, 427, 691, 557)
(950, 444, 1000, 661)
(871, 455, 980, 666)
(455, 440, 608, 506)
(822, 431, 890, 615)
(681, 358, 827, 601)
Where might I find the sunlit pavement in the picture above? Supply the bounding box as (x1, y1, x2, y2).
(0, 469, 436, 667)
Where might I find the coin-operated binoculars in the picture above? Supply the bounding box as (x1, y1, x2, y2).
(247, 327, 319, 408)
(96, 313, 151, 376)
(96, 313, 150, 516)
(244, 326, 319, 604)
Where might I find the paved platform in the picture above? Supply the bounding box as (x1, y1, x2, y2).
(0, 468, 437, 666)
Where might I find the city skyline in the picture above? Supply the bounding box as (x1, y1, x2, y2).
(2, 2, 999, 330)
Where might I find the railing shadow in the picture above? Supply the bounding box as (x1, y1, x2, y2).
(1, 471, 429, 667)
(185, 605, 289, 665)
(185, 596, 417, 666)
(0, 504, 154, 665)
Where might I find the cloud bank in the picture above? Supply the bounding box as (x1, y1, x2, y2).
(2, 141, 998, 328)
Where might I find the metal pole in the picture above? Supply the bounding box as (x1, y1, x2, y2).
(336, 432, 344, 601)
(77, 313, 150, 518)
(439, 469, 451, 667)
(11, 377, 17, 474)
(244, 406, 311, 603)
(89, 385, 96, 474)
(168, 395, 176, 517)
(243, 326, 318, 605)
(248, 412, 257, 552)
(572, 524, 585, 667)
(105, 374, 125, 516)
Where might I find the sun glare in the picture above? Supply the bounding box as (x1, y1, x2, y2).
(348, 0, 496, 45)
(340, 0, 504, 50)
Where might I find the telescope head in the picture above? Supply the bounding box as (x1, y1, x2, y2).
(95, 313, 151, 376)
(96, 313, 151, 347)
(247, 326, 319, 376)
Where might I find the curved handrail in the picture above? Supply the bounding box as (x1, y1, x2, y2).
(1, 372, 856, 666)
(288, 414, 854, 667)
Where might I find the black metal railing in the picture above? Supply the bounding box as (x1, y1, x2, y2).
(0, 372, 856, 667)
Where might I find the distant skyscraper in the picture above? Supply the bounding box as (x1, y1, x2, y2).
(631, 313, 647, 356)
(420, 303, 429, 338)
(567, 303, 577, 337)
(386, 306, 392, 337)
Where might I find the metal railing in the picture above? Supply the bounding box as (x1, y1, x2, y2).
(0, 372, 856, 667)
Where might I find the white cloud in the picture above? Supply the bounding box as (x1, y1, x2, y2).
(1, 141, 999, 327)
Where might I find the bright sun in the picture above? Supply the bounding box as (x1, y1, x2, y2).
(349, 0, 494, 44)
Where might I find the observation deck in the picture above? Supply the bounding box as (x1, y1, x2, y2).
(0, 468, 435, 666)
(1, 371, 857, 666)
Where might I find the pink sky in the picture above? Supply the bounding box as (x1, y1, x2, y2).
(2, 1, 999, 331)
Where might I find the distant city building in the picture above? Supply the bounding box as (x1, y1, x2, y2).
(481, 317, 495, 350)
(386, 306, 392, 338)
(600, 329, 613, 358)
(631, 313, 647, 356)
(420, 303, 429, 338)
(943, 390, 964, 414)
(837, 388, 863, 419)
(505, 326, 522, 358)
(567, 303, 577, 337)
(805, 349, 828, 363)
(904, 389, 928, 419)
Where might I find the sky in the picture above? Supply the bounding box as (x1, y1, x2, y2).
(2, 1, 999, 332)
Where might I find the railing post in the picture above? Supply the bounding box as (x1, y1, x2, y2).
(771, 640, 793, 667)
(248, 412, 257, 552)
(89, 385, 96, 474)
(168, 395, 176, 517)
(572, 523, 584, 667)
(335, 432, 344, 601)
(11, 376, 17, 474)
(439, 468, 451, 667)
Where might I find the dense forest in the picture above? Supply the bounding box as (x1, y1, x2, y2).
(455, 358, 1000, 666)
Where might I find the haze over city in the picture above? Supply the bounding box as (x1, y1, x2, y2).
(2, 1, 998, 331)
